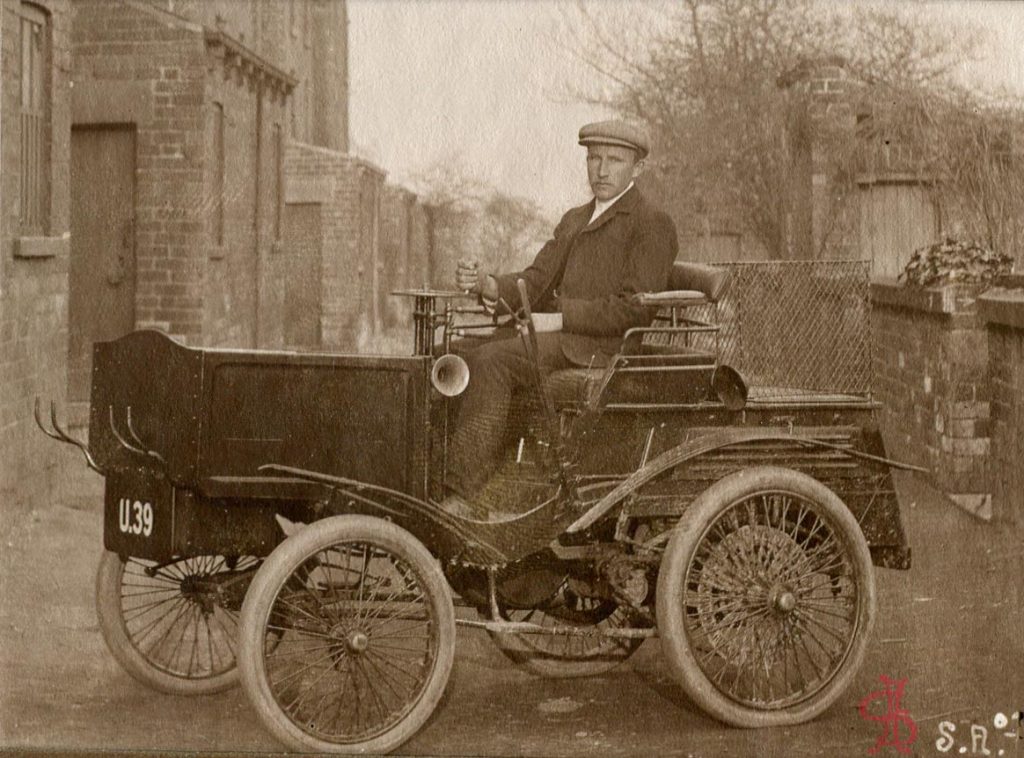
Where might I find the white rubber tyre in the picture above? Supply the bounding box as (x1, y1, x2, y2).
(96, 550, 248, 695)
(238, 515, 456, 754)
(656, 466, 876, 727)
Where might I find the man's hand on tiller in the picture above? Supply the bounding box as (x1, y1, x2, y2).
(456, 259, 498, 301)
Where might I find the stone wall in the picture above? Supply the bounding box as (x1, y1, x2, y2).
(870, 280, 992, 518)
(979, 284, 1024, 527)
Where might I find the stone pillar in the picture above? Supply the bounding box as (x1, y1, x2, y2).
(777, 56, 858, 260)
(979, 279, 1024, 528)
(870, 280, 992, 518)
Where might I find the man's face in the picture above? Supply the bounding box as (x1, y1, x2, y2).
(586, 144, 642, 202)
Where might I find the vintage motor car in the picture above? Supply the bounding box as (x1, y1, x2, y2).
(39, 260, 917, 754)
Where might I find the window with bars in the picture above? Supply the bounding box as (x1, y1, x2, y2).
(18, 2, 50, 235)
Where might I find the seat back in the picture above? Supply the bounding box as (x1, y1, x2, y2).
(666, 261, 730, 302)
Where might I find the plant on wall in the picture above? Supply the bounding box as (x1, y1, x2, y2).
(899, 237, 1013, 287)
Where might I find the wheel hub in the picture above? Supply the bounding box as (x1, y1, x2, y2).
(178, 574, 218, 614)
(694, 525, 808, 663)
(770, 586, 797, 615)
(346, 630, 369, 654)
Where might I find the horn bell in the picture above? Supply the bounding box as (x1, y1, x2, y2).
(711, 364, 748, 411)
(431, 353, 470, 397)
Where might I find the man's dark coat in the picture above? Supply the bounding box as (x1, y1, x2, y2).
(492, 186, 678, 367)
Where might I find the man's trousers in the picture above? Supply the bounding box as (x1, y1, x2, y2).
(446, 331, 573, 498)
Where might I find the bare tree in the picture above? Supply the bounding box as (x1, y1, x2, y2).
(859, 84, 1024, 260)
(414, 161, 553, 281)
(557, 1, 1019, 263)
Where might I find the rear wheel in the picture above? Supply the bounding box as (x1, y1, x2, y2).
(656, 466, 875, 727)
(95, 550, 254, 695)
(238, 515, 455, 755)
(488, 577, 645, 678)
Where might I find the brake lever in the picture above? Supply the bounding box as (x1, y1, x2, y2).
(514, 280, 541, 356)
(511, 280, 567, 482)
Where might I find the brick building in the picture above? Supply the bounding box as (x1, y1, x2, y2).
(68, 0, 342, 362)
(1, 0, 437, 514)
(1, 0, 73, 514)
(284, 142, 384, 348)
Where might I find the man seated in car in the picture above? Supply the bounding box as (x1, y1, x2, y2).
(443, 119, 678, 519)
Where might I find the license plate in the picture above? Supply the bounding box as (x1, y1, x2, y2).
(115, 496, 156, 537)
(104, 468, 174, 559)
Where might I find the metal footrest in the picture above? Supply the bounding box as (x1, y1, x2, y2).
(456, 618, 656, 639)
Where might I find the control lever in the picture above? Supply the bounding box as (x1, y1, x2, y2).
(513, 279, 567, 486)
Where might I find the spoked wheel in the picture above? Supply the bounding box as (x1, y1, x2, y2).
(488, 577, 646, 678)
(238, 515, 456, 755)
(95, 550, 257, 695)
(656, 466, 876, 727)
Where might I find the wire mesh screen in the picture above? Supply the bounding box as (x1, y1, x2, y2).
(673, 260, 873, 400)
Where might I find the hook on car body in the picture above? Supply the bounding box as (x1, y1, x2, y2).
(109, 405, 147, 456)
(109, 405, 169, 474)
(33, 397, 63, 442)
(126, 407, 167, 467)
(33, 397, 104, 474)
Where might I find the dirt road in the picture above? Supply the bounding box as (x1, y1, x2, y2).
(1, 471, 1021, 757)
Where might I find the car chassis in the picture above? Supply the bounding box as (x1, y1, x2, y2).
(38, 262, 917, 754)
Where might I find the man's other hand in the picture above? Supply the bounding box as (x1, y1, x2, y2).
(531, 313, 563, 333)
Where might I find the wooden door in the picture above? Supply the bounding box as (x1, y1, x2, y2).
(283, 203, 322, 348)
(858, 182, 938, 279)
(69, 126, 136, 402)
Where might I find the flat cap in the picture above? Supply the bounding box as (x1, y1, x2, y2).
(578, 119, 650, 158)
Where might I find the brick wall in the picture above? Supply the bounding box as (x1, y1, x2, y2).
(73, 2, 292, 349)
(2, 0, 339, 517)
(201, 52, 289, 349)
(202, 57, 257, 348)
(979, 286, 1024, 527)
(0, 0, 73, 514)
(871, 280, 992, 517)
(72, 1, 208, 342)
(254, 92, 289, 350)
(381, 184, 415, 328)
(409, 201, 433, 289)
(285, 142, 386, 351)
(778, 56, 859, 261)
(140, 0, 348, 151)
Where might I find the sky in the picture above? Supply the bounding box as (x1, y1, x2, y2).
(347, 1, 1024, 219)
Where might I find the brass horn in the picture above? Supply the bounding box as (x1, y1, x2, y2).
(431, 353, 470, 397)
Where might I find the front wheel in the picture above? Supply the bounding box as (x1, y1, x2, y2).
(238, 515, 456, 755)
(656, 466, 876, 727)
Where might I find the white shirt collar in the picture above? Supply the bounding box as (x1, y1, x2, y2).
(588, 181, 634, 224)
